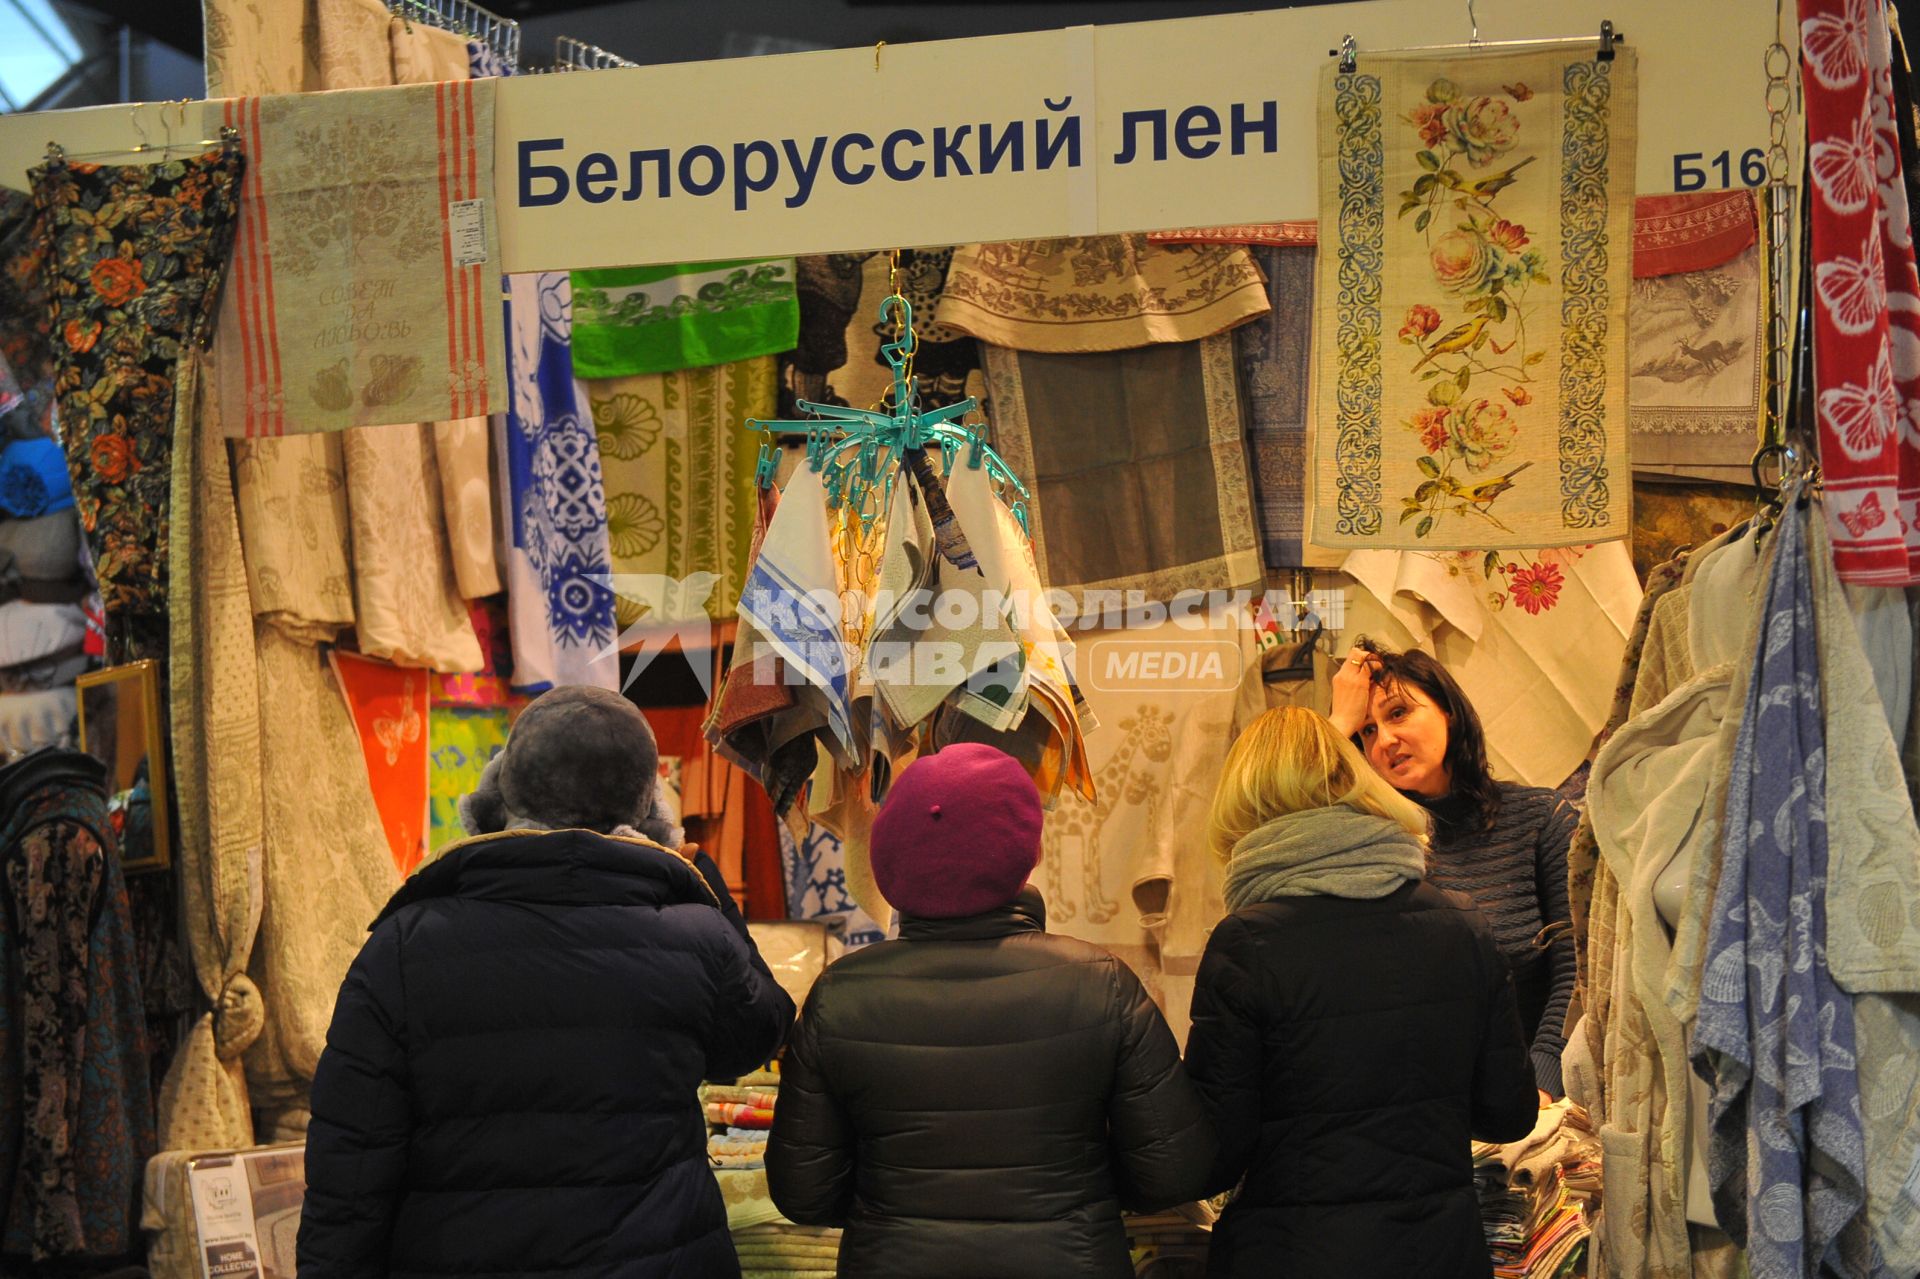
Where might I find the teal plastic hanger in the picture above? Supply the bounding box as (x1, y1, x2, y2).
(745, 288, 1032, 538)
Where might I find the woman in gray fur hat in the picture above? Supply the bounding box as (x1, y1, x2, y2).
(299, 686, 794, 1279)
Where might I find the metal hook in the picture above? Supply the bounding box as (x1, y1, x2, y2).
(1468, 0, 1480, 44)
(874, 40, 886, 71)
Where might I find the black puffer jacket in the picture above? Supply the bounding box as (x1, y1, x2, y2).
(766, 888, 1213, 1278)
(1185, 880, 1538, 1278)
(297, 831, 795, 1279)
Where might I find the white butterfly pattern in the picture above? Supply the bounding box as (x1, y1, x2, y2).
(1801, 0, 1871, 91)
(1815, 231, 1888, 335)
(1811, 114, 1878, 216)
(373, 674, 423, 766)
(1819, 338, 1901, 461)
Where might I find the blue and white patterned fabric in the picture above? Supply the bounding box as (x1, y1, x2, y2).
(495, 272, 618, 693)
(466, 41, 512, 80)
(1690, 493, 1876, 1278)
(779, 820, 886, 949)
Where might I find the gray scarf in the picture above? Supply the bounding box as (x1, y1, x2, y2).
(1223, 805, 1427, 911)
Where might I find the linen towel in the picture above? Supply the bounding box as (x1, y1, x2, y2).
(496, 272, 619, 692)
(331, 651, 430, 879)
(1800, 0, 1920, 583)
(942, 235, 1268, 352)
(981, 336, 1262, 607)
(585, 356, 773, 626)
(571, 259, 798, 379)
(1689, 495, 1873, 1275)
(212, 82, 505, 436)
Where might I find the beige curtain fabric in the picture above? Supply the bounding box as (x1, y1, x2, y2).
(981, 336, 1262, 607)
(344, 424, 484, 673)
(942, 236, 1269, 353)
(201, 0, 390, 98)
(158, 349, 264, 1153)
(197, 0, 417, 1147)
(387, 14, 469, 82)
(430, 418, 502, 599)
(245, 624, 399, 1140)
(1311, 51, 1638, 551)
(231, 436, 355, 642)
(1038, 617, 1264, 1045)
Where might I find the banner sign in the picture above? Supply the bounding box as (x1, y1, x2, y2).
(0, 0, 1786, 272)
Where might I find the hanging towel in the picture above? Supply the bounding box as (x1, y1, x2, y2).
(1689, 496, 1874, 1275)
(427, 705, 510, 855)
(496, 272, 619, 693)
(737, 466, 855, 762)
(1633, 191, 1759, 278)
(1628, 237, 1766, 482)
(570, 259, 799, 379)
(781, 250, 979, 415)
(1310, 49, 1638, 552)
(865, 463, 1024, 738)
(1236, 244, 1317, 567)
(330, 652, 431, 879)
(584, 356, 773, 626)
(942, 236, 1268, 352)
(388, 13, 468, 82)
(342, 423, 483, 673)
(941, 458, 1095, 806)
(211, 81, 505, 436)
(981, 336, 1262, 607)
(1800, 0, 1920, 584)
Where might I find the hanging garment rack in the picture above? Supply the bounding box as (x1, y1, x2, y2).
(390, 0, 520, 70)
(46, 101, 240, 164)
(1332, 0, 1621, 73)
(743, 283, 1032, 538)
(553, 35, 639, 71)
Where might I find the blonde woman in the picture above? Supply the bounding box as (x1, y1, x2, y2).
(1184, 707, 1537, 1279)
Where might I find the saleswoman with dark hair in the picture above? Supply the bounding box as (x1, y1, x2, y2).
(1329, 641, 1575, 1103)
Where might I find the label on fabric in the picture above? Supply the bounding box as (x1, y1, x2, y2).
(449, 199, 489, 268)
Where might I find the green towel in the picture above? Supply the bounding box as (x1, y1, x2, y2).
(570, 258, 799, 377)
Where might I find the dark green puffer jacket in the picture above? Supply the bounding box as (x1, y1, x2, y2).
(767, 887, 1213, 1278)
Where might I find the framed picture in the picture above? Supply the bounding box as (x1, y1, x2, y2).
(75, 659, 170, 875)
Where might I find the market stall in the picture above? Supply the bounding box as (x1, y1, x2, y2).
(0, 0, 1915, 1274)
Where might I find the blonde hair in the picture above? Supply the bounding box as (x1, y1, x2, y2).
(1207, 706, 1432, 861)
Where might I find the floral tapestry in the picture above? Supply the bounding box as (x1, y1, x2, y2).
(1312, 50, 1638, 551)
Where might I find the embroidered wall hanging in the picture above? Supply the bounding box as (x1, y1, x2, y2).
(1311, 50, 1638, 551)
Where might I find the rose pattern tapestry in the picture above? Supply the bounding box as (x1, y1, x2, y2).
(1312, 50, 1638, 551)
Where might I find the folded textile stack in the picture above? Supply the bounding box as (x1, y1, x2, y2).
(702, 1066, 781, 1171)
(1125, 1210, 1211, 1275)
(733, 1221, 842, 1278)
(1471, 1101, 1599, 1278)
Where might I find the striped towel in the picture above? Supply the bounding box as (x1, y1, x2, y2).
(212, 83, 505, 436)
(706, 1103, 775, 1130)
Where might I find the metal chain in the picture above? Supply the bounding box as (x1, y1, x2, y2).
(1760, 28, 1797, 455)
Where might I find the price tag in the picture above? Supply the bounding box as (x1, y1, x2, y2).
(449, 199, 488, 269)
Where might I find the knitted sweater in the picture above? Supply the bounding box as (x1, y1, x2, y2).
(1420, 783, 1577, 1097)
